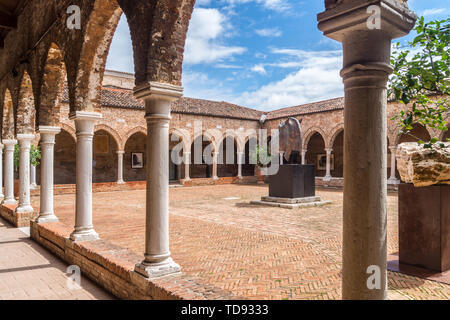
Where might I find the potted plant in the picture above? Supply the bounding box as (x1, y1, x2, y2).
(13, 144, 41, 196)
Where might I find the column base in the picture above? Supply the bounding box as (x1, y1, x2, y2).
(117, 180, 125, 185)
(135, 258, 181, 278)
(70, 229, 99, 242)
(36, 214, 59, 224)
(15, 205, 34, 214)
(323, 175, 332, 182)
(30, 183, 38, 190)
(213, 176, 219, 181)
(2, 198, 17, 205)
(387, 178, 400, 185)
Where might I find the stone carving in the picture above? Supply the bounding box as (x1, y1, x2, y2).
(278, 117, 302, 161)
(396, 142, 450, 187)
(325, 0, 344, 10)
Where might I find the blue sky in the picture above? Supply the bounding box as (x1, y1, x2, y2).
(106, 0, 450, 111)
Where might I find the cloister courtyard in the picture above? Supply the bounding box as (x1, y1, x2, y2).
(0, 185, 441, 300)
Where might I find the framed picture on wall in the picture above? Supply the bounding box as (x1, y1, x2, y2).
(317, 154, 334, 170)
(131, 153, 144, 169)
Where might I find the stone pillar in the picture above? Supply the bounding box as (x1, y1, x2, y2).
(237, 152, 243, 179)
(324, 148, 333, 181)
(69, 112, 102, 241)
(16, 134, 34, 214)
(30, 164, 37, 189)
(280, 152, 285, 165)
(183, 152, 191, 181)
(36, 126, 61, 223)
(212, 152, 219, 180)
(2, 140, 16, 205)
(301, 150, 307, 165)
(388, 146, 399, 184)
(318, 1, 416, 300)
(117, 151, 125, 184)
(0, 143, 3, 199)
(133, 82, 182, 278)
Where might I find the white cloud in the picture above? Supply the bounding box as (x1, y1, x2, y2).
(251, 64, 267, 74)
(184, 8, 246, 64)
(255, 28, 282, 37)
(422, 8, 447, 16)
(235, 49, 344, 109)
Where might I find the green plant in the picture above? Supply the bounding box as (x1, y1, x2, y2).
(250, 144, 272, 167)
(389, 17, 449, 149)
(13, 144, 41, 170)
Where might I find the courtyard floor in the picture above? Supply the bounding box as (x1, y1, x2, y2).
(30, 185, 450, 300)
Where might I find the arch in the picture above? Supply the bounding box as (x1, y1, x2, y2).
(328, 124, 344, 148)
(192, 130, 218, 154)
(2, 88, 15, 139)
(303, 127, 328, 150)
(331, 130, 344, 178)
(73, 0, 122, 113)
(305, 131, 326, 177)
(396, 123, 432, 145)
(170, 127, 191, 152)
(95, 124, 123, 151)
(54, 128, 77, 185)
(243, 136, 258, 177)
(190, 134, 214, 179)
(217, 135, 239, 177)
(16, 70, 36, 134)
(60, 123, 76, 141)
(38, 43, 66, 127)
(124, 130, 147, 182)
(93, 129, 119, 183)
(441, 125, 450, 142)
(124, 126, 147, 144)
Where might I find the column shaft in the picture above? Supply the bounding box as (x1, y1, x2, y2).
(237, 152, 243, 179)
(184, 152, 191, 181)
(301, 150, 307, 165)
(212, 152, 218, 180)
(30, 164, 37, 189)
(117, 151, 125, 184)
(0, 144, 3, 198)
(2, 140, 16, 204)
(16, 134, 34, 213)
(324, 148, 333, 181)
(388, 146, 399, 184)
(37, 127, 60, 223)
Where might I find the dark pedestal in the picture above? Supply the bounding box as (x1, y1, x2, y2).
(399, 183, 450, 272)
(269, 164, 315, 199)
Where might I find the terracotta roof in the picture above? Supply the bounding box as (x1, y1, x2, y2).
(265, 97, 344, 120)
(171, 97, 264, 121)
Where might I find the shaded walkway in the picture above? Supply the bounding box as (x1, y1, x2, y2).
(0, 218, 113, 300)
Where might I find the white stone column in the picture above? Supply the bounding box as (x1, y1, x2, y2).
(301, 150, 307, 165)
(30, 164, 37, 189)
(318, 1, 416, 300)
(117, 151, 125, 184)
(2, 140, 16, 205)
(212, 152, 219, 180)
(36, 126, 61, 223)
(237, 151, 243, 179)
(133, 82, 182, 278)
(183, 152, 191, 181)
(69, 112, 102, 241)
(388, 146, 399, 184)
(0, 143, 3, 199)
(16, 134, 34, 214)
(323, 148, 333, 181)
(280, 152, 285, 165)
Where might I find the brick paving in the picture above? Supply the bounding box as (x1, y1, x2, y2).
(30, 185, 450, 300)
(0, 218, 113, 300)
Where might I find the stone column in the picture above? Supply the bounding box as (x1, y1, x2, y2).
(36, 126, 61, 223)
(212, 152, 219, 180)
(388, 146, 399, 184)
(237, 152, 243, 179)
(133, 82, 182, 278)
(280, 152, 285, 165)
(16, 134, 34, 214)
(2, 140, 16, 205)
(318, 1, 416, 300)
(183, 152, 191, 181)
(0, 143, 3, 199)
(301, 150, 307, 165)
(323, 148, 333, 181)
(117, 151, 125, 184)
(69, 112, 102, 241)
(30, 164, 37, 189)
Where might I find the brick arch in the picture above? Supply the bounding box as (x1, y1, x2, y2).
(74, 0, 122, 113)
(192, 130, 219, 153)
(222, 129, 244, 154)
(303, 127, 328, 150)
(60, 123, 76, 141)
(440, 124, 450, 142)
(395, 122, 432, 145)
(124, 126, 147, 145)
(2, 88, 15, 139)
(16, 70, 36, 134)
(38, 43, 66, 127)
(328, 124, 344, 148)
(95, 124, 123, 150)
(170, 128, 191, 152)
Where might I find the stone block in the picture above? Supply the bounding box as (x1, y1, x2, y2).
(269, 164, 315, 199)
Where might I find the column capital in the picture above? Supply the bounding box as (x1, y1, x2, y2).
(16, 134, 35, 141)
(69, 111, 102, 121)
(134, 82, 183, 101)
(389, 145, 397, 151)
(116, 150, 125, 155)
(317, 0, 417, 42)
(325, 148, 333, 153)
(38, 126, 61, 135)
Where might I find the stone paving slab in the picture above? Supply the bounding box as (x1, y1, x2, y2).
(30, 185, 450, 300)
(0, 217, 113, 300)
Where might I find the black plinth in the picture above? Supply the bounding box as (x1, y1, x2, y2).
(269, 164, 315, 199)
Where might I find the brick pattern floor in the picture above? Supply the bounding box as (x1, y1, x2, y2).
(31, 185, 450, 300)
(0, 218, 113, 300)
